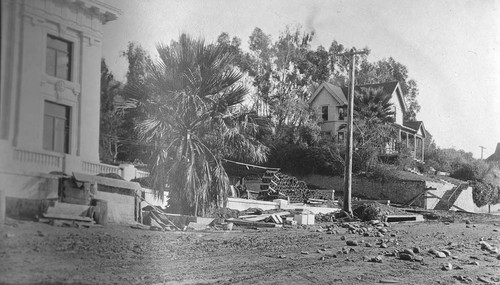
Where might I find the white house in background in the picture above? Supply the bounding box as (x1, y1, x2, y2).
(0, 0, 123, 200)
(309, 81, 426, 161)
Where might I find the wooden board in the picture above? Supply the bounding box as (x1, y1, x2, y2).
(240, 211, 290, 222)
(226, 218, 282, 228)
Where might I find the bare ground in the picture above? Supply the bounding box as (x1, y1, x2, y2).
(1, 212, 500, 285)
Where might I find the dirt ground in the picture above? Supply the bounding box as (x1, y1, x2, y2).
(1, 211, 500, 285)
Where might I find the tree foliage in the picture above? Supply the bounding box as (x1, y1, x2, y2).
(99, 59, 126, 164)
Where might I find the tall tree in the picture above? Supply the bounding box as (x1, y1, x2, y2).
(99, 59, 124, 164)
(119, 42, 152, 163)
(131, 34, 270, 216)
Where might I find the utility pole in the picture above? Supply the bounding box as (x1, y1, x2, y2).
(338, 48, 368, 214)
(479, 146, 486, 159)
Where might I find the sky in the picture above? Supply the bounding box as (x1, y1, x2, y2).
(101, 0, 500, 159)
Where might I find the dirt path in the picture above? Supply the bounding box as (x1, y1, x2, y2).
(1, 213, 500, 284)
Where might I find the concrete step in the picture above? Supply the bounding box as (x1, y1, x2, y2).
(45, 201, 91, 217)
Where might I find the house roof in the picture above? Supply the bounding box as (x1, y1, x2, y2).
(341, 81, 407, 113)
(309, 82, 348, 106)
(486, 143, 500, 161)
(402, 121, 426, 138)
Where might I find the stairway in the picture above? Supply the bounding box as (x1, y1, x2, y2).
(433, 183, 468, 210)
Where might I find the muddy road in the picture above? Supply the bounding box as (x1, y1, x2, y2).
(1, 213, 500, 284)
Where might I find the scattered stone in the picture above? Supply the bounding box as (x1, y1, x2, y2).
(402, 249, 415, 256)
(369, 255, 383, 263)
(441, 262, 453, 271)
(319, 256, 325, 261)
(478, 276, 492, 283)
(435, 251, 446, 258)
(379, 228, 388, 234)
(413, 247, 421, 254)
(383, 222, 389, 227)
(413, 256, 424, 262)
(340, 235, 346, 240)
(428, 248, 437, 255)
(37, 231, 44, 237)
(390, 233, 396, 237)
(469, 261, 479, 265)
(380, 243, 388, 249)
(399, 253, 414, 261)
(346, 240, 358, 246)
(4, 233, 14, 238)
(497, 254, 500, 260)
(453, 276, 473, 283)
(301, 251, 309, 255)
(370, 220, 380, 225)
(465, 219, 471, 224)
(441, 250, 451, 257)
(365, 243, 372, 247)
(278, 255, 286, 259)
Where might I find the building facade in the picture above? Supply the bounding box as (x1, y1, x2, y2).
(310, 81, 426, 161)
(0, 0, 121, 199)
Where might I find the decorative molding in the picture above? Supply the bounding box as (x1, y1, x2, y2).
(54, 80, 65, 101)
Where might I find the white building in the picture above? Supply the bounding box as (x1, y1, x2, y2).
(0, 0, 121, 200)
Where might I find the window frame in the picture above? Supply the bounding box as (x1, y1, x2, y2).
(46, 35, 73, 81)
(321, 105, 329, 121)
(43, 101, 71, 154)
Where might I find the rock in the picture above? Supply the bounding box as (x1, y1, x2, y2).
(399, 253, 414, 261)
(4, 233, 14, 238)
(379, 228, 388, 233)
(413, 256, 424, 262)
(349, 248, 357, 253)
(441, 263, 452, 271)
(465, 219, 471, 224)
(375, 232, 384, 237)
(390, 233, 396, 237)
(497, 254, 500, 260)
(365, 243, 372, 247)
(441, 249, 451, 257)
(469, 261, 479, 265)
(301, 251, 309, 255)
(278, 255, 286, 259)
(346, 240, 358, 246)
(402, 249, 415, 256)
(340, 235, 346, 240)
(369, 255, 383, 263)
(428, 248, 437, 255)
(435, 251, 446, 258)
(37, 231, 44, 237)
(380, 243, 388, 249)
(319, 256, 325, 261)
(413, 247, 421, 254)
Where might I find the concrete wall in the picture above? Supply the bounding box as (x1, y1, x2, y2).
(95, 191, 135, 225)
(227, 198, 279, 211)
(299, 174, 428, 207)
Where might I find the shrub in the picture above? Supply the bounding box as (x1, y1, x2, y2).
(472, 181, 500, 207)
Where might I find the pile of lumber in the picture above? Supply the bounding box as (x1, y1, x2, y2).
(226, 211, 290, 228)
(268, 173, 310, 203)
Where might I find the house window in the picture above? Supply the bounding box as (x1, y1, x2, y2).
(338, 106, 346, 120)
(337, 131, 345, 142)
(321, 106, 328, 121)
(43, 101, 70, 153)
(46, 35, 72, 81)
(320, 131, 332, 138)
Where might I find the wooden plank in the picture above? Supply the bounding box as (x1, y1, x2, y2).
(385, 214, 424, 222)
(426, 192, 471, 213)
(241, 211, 290, 222)
(226, 218, 282, 228)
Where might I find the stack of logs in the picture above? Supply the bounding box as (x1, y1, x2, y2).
(268, 172, 310, 203)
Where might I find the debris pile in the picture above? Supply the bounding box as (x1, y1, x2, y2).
(353, 202, 409, 221)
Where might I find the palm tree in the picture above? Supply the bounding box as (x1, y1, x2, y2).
(339, 87, 397, 171)
(129, 34, 270, 216)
